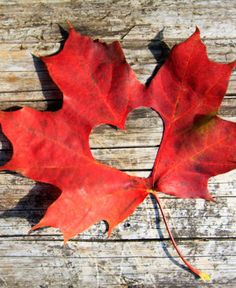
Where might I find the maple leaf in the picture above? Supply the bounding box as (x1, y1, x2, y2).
(0, 23, 235, 280)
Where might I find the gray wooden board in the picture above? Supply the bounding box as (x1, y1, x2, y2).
(0, 239, 235, 288)
(0, 0, 235, 287)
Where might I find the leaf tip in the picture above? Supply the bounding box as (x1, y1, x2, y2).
(195, 26, 200, 35)
(66, 20, 74, 30)
(204, 193, 215, 202)
(31, 51, 41, 58)
(107, 228, 112, 238)
(199, 272, 211, 282)
(191, 26, 201, 42)
(30, 221, 44, 231)
(63, 236, 69, 245)
(106, 221, 114, 238)
(62, 230, 74, 244)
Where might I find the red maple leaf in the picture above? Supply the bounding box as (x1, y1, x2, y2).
(0, 24, 235, 280)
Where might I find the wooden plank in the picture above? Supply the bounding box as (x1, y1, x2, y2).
(0, 171, 235, 239)
(0, 239, 235, 287)
(0, 196, 235, 240)
(0, 45, 235, 95)
(0, 71, 58, 92)
(0, 0, 236, 43)
(0, 71, 234, 98)
(0, 38, 235, 69)
(0, 39, 235, 70)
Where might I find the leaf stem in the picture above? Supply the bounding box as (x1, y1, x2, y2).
(149, 190, 210, 281)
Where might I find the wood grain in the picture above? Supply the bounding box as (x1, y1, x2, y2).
(0, 0, 235, 287)
(0, 239, 235, 288)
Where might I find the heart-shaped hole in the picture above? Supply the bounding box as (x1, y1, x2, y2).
(89, 107, 163, 177)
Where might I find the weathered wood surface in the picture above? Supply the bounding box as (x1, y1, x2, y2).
(0, 0, 235, 287)
(0, 239, 236, 288)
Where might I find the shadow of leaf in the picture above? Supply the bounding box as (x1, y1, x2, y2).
(150, 195, 199, 278)
(0, 182, 61, 227)
(146, 28, 170, 86)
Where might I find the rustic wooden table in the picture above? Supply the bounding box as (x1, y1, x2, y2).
(0, 1, 235, 287)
